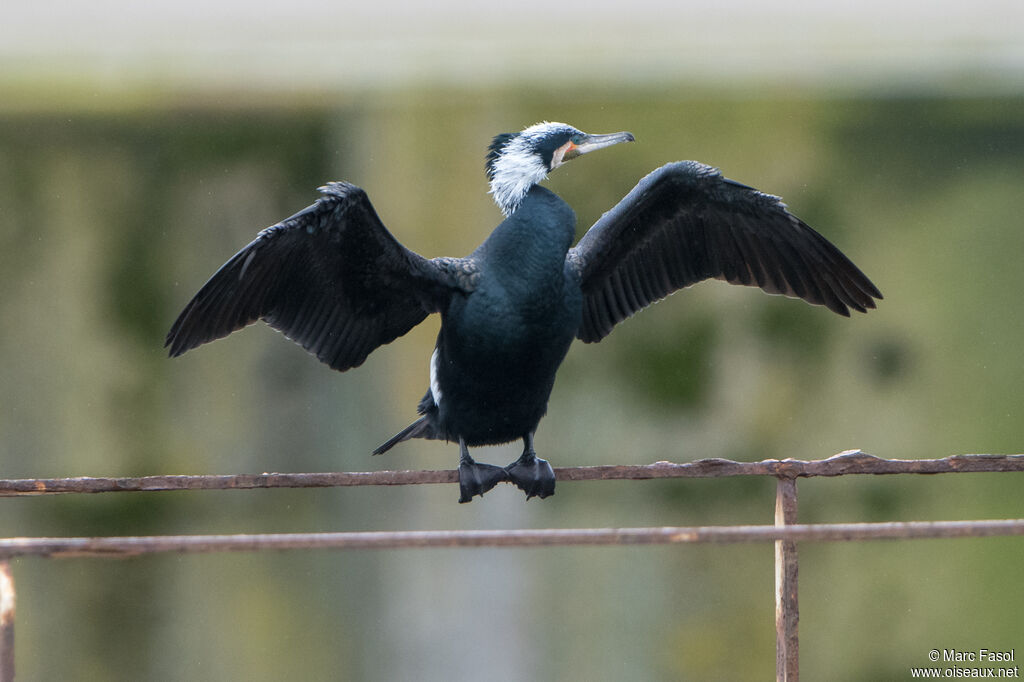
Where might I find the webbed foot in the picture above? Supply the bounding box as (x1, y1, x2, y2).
(457, 437, 508, 503)
(458, 461, 509, 503)
(505, 450, 556, 500)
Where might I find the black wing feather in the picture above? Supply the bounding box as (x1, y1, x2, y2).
(569, 161, 882, 343)
(166, 182, 465, 371)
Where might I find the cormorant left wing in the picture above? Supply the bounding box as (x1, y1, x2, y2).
(166, 182, 472, 371)
(568, 161, 882, 343)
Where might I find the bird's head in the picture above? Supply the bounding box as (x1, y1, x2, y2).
(485, 122, 635, 216)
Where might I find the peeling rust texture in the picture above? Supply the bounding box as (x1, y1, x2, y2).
(0, 469, 459, 496)
(0, 452, 1021, 497)
(0, 519, 1022, 560)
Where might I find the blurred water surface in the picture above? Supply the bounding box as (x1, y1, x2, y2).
(0, 90, 1022, 680)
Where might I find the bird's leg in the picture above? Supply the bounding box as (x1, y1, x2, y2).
(457, 437, 509, 504)
(504, 432, 556, 500)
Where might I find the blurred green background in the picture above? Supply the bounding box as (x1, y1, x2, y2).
(1, 1, 1023, 680)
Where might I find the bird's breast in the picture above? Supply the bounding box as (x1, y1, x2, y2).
(432, 275, 581, 444)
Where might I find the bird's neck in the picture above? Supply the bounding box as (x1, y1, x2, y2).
(488, 159, 550, 216)
(479, 186, 576, 276)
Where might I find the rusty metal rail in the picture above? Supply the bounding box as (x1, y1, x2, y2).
(1, 518, 1023, 558)
(1, 450, 1021, 496)
(0, 450, 1021, 682)
(0, 562, 12, 682)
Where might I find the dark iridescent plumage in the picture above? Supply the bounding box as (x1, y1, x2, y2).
(167, 122, 881, 503)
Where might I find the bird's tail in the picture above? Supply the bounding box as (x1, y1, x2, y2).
(372, 416, 433, 455)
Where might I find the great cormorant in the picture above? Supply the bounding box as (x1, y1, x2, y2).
(166, 121, 882, 503)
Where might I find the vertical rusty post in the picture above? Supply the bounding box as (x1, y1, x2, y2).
(0, 561, 13, 681)
(775, 477, 799, 682)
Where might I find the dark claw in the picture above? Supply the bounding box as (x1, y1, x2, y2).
(505, 452, 556, 500)
(457, 461, 509, 503)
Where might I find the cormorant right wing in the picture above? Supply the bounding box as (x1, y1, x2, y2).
(568, 161, 882, 343)
(166, 182, 474, 371)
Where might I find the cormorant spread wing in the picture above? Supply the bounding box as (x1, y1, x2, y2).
(166, 122, 882, 504)
(568, 161, 883, 343)
(165, 182, 471, 371)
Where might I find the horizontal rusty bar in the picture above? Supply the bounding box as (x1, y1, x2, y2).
(1, 519, 1022, 559)
(1, 452, 1022, 496)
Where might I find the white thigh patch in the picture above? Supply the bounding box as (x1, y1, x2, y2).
(430, 348, 443, 407)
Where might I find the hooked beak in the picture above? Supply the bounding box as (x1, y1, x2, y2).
(564, 131, 635, 162)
